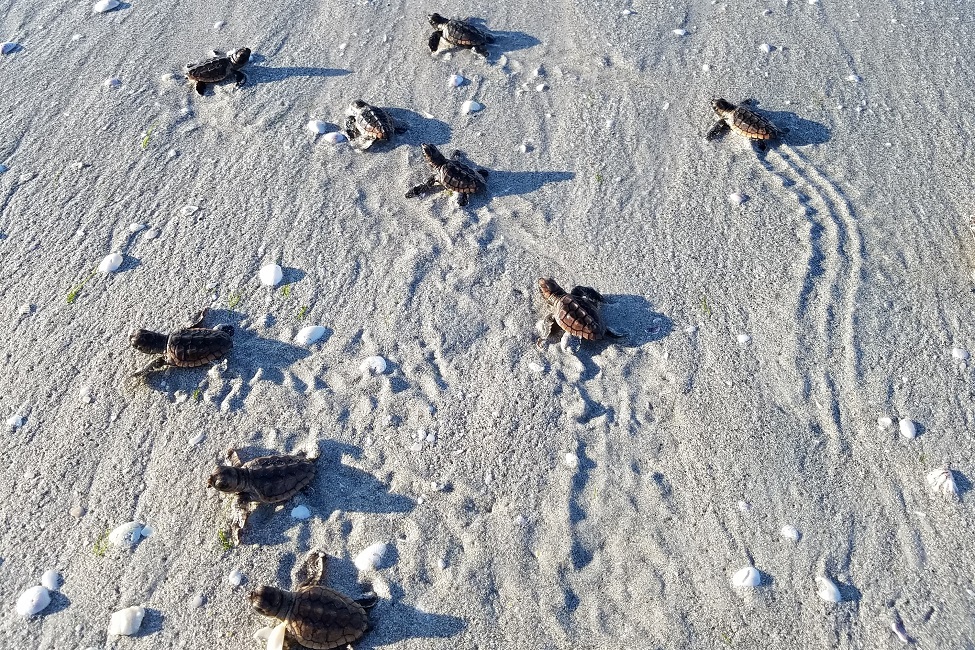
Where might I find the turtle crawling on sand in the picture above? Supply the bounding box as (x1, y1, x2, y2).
(184, 47, 251, 95)
(208, 448, 317, 545)
(405, 143, 488, 207)
(344, 100, 407, 150)
(706, 98, 788, 151)
(536, 278, 623, 349)
(251, 549, 377, 650)
(427, 13, 494, 57)
(129, 307, 233, 377)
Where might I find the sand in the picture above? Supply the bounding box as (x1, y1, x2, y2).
(1, 0, 974, 647)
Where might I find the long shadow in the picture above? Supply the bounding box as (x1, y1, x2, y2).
(358, 581, 467, 647)
(954, 470, 972, 498)
(568, 443, 596, 570)
(488, 170, 575, 199)
(384, 109, 451, 149)
(460, 19, 541, 59)
(248, 65, 352, 85)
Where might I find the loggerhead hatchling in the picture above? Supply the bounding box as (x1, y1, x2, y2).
(537, 277, 623, 349)
(250, 549, 377, 650)
(184, 47, 251, 95)
(129, 307, 233, 377)
(706, 98, 788, 150)
(427, 13, 494, 57)
(208, 448, 317, 545)
(405, 143, 488, 207)
(343, 100, 407, 150)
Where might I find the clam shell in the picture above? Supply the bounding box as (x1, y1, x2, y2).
(266, 622, 287, 650)
(16, 586, 51, 616)
(354, 541, 393, 571)
(926, 467, 958, 500)
(98, 253, 123, 273)
(40, 570, 61, 591)
(732, 566, 761, 587)
(815, 576, 842, 602)
(462, 100, 484, 114)
(92, 0, 119, 12)
(290, 505, 311, 520)
(259, 264, 283, 286)
(898, 419, 918, 439)
(780, 525, 801, 543)
(324, 131, 346, 144)
(359, 355, 387, 375)
(294, 325, 326, 345)
(306, 120, 327, 135)
(108, 606, 145, 635)
(108, 521, 144, 547)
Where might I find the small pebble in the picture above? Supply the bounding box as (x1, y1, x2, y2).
(228, 569, 245, 586)
(360, 355, 387, 375)
(324, 131, 346, 144)
(294, 326, 327, 346)
(108, 606, 145, 635)
(191, 594, 206, 608)
(2, 42, 20, 55)
(259, 263, 283, 286)
(731, 566, 761, 588)
(16, 586, 51, 617)
(780, 525, 801, 542)
(462, 100, 484, 114)
(877, 416, 893, 429)
(70, 505, 86, 518)
(354, 542, 393, 570)
(701, 63, 711, 72)
(128, 223, 146, 233)
(92, 0, 120, 12)
(759, 43, 772, 54)
(79, 386, 93, 404)
(898, 419, 918, 439)
(180, 205, 199, 216)
(952, 347, 970, 361)
(846, 74, 861, 83)
(729, 192, 748, 205)
(8, 414, 24, 430)
(104, 77, 122, 88)
(528, 362, 545, 373)
(291, 505, 311, 520)
(448, 74, 466, 87)
(684, 325, 698, 334)
(737, 334, 751, 345)
(816, 576, 842, 602)
(306, 120, 328, 135)
(673, 28, 687, 36)
(98, 253, 123, 273)
(40, 570, 61, 591)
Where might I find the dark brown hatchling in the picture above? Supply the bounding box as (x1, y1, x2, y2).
(706, 98, 788, 151)
(184, 47, 251, 95)
(250, 549, 377, 650)
(129, 307, 233, 377)
(537, 277, 623, 348)
(343, 100, 407, 150)
(208, 448, 317, 545)
(405, 143, 488, 207)
(427, 13, 495, 57)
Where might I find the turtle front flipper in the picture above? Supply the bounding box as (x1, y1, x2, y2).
(405, 176, 441, 198)
(472, 43, 490, 57)
(457, 191, 470, 207)
(535, 314, 558, 349)
(606, 328, 625, 340)
(229, 494, 256, 545)
(132, 357, 170, 377)
(195, 81, 209, 96)
(234, 71, 247, 87)
(344, 115, 360, 142)
(571, 286, 607, 304)
(428, 31, 442, 52)
(705, 120, 730, 141)
(355, 593, 379, 609)
(477, 168, 489, 179)
(187, 308, 210, 329)
(295, 549, 329, 588)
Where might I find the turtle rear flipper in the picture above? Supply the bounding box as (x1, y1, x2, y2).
(477, 168, 489, 179)
(355, 593, 379, 609)
(406, 176, 440, 198)
(457, 191, 470, 207)
(234, 71, 247, 87)
(571, 286, 607, 304)
(195, 81, 209, 95)
(705, 120, 730, 141)
(132, 357, 170, 377)
(428, 31, 442, 52)
(472, 43, 489, 57)
(606, 328, 625, 339)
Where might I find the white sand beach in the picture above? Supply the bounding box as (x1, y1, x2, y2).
(1, 0, 973, 647)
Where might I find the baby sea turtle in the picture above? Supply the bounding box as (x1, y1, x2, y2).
(706, 98, 788, 150)
(184, 47, 251, 95)
(537, 277, 623, 348)
(427, 13, 494, 57)
(129, 308, 233, 377)
(405, 143, 488, 207)
(208, 448, 317, 545)
(343, 100, 407, 150)
(251, 549, 377, 650)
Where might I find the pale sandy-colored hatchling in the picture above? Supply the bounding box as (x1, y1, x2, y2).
(251, 549, 377, 650)
(129, 307, 233, 377)
(706, 98, 788, 151)
(208, 448, 317, 545)
(184, 47, 251, 95)
(537, 277, 623, 348)
(405, 143, 488, 207)
(343, 100, 407, 150)
(427, 13, 495, 57)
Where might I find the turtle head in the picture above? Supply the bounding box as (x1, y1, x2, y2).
(229, 48, 251, 69)
(429, 13, 448, 28)
(538, 277, 566, 303)
(420, 143, 447, 167)
(207, 466, 243, 493)
(129, 329, 167, 354)
(249, 586, 289, 619)
(214, 324, 234, 337)
(712, 98, 735, 115)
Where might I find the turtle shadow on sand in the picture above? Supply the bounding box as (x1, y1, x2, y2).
(383, 109, 451, 149)
(357, 581, 467, 648)
(246, 58, 352, 85)
(487, 170, 575, 199)
(462, 18, 540, 59)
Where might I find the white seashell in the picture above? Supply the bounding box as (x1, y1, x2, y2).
(898, 419, 918, 439)
(528, 362, 545, 373)
(926, 467, 958, 500)
(462, 100, 484, 114)
(180, 205, 199, 216)
(145, 227, 160, 239)
(563, 452, 579, 468)
(228, 569, 245, 586)
(295, 326, 327, 346)
(188, 432, 205, 445)
(191, 593, 206, 608)
(535, 83, 549, 92)
(354, 542, 393, 571)
(673, 29, 688, 36)
(737, 334, 751, 344)
(109, 521, 144, 547)
(40, 570, 61, 591)
(8, 414, 24, 429)
(816, 576, 842, 602)
(323, 131, 346, 144)
(104, 77, 122, 89)
(360, 355, 387, 375)
(731, 566, 761, 587)
(16, 586, 51, 616)
(2, 42, 20, 55)
(79, 386, 93, 404)
(213, 21, 226, 30)
(780, 525, 801, 542)
(18, 303, 33, 315)
(266, 622, 287, 650)
(759, 43, 772, 54)
(259, 264, 283, 286)
(98, 253, 123, 273)
(728, 192, 748, 205)
(622, 8, 633, 15)
(92, 0, 119, 12)
(306, 120, 328, 135)
(448, 74, 466, 87)
(877, 416, 893, 429)
(108, 606, 145, 635)
(952, 347, 970, 361)
(291, 505, 311, 520)
(139, 524, 154, 538)
(737, 500, 751, 513)
(129, 223, 145, 233)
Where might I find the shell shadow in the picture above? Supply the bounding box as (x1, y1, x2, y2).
(954, 470, 972, 498)
(135, 608, 164, 636)
(41, 591, 71, 616)
(358, 581, 467, 648)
